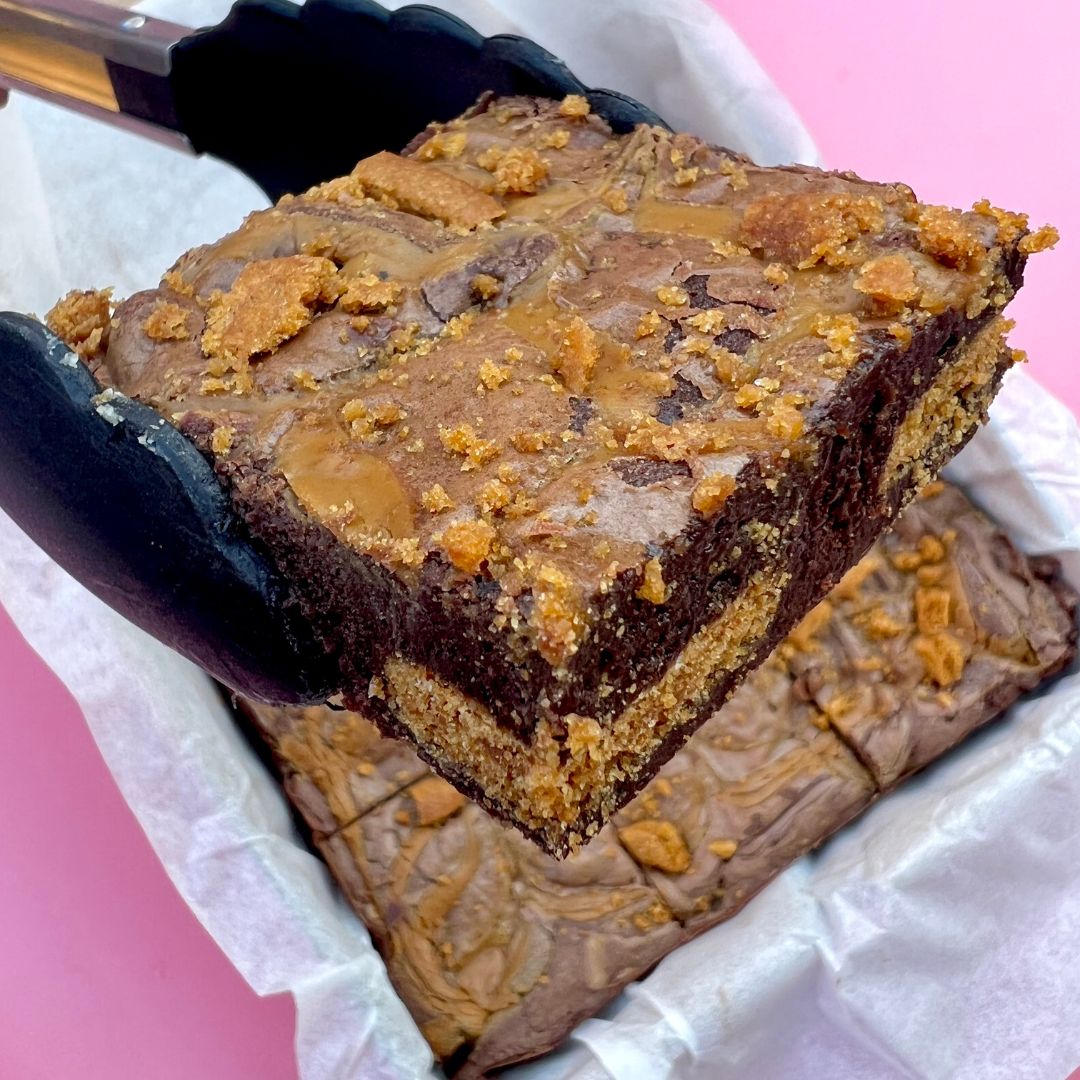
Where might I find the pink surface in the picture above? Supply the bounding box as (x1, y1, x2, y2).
(1, 3, 1078, 1078)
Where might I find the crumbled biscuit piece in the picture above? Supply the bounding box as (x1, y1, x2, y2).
(291, 368, 319, 391)
(854, 253, 919, 313)
(915, 631, 967, 686)
(618, 819, 691, 873)
(812, 312, 861, 370)
(692, 473, 737, 516)
(339, 274, 402, 313)
(408, 775, 467, 826)
(740, 192, 885, 267)
(889, 321, 913, 346)
(478, 358, 511, 391)
(763, 263, 789, 285)
(538, 128, 571, 150)
(202, 255, 339, 366)
(143, 300, 191, 342)
(916, 205, 985, 270)
(439, 423, 500, 468)
(1018, 224, 1060, 255)
(601, 187, 629, 213)
(471, 273, 502, 301)
(674, 166, 700, 187)
(656, 284, 689, 307)
(765, 398, 804, 440)
(915, 585, 951, 635)
(480, 146, 550, 195)
(558, 94, 590, 119)
(686, 309, 726, 335)
(623, 418, 735, 461)
(718, 155, 749, 191)
(918, 535, 946, 562)
(341, 399, 406, 440)
(553, 316, 600, 393)
(438, 519, 496, 575)
(476, 479, 512, 515)
(971, 198, 1025, 242)
(210, 425, 234, 454)
(45, 288, 113, 359)
(353, 151, 504, 230)
(636, 557, 667, 604)
(161, 270, 193, 298)
(529, 561, 583, 664)
(414, 130, 468, 161)
(636, 310, 663, 338)
(734, 382, 769, 410)
(708, 839, 738, 860)
(862, 606, 905, 639)
(421, 484, 454, 513)
(510, 430, 555, 453)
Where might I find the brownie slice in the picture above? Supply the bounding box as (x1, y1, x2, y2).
(245, 484, 1076, 1076)
(59, 93, 1057, 856)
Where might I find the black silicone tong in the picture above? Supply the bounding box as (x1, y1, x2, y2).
(0, 0, 666, 703)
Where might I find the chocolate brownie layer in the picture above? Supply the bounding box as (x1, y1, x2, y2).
(248, 485, 1076, 1076)
(54, 94, 1057, 854)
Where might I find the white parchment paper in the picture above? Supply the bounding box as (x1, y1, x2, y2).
(2, 3, 1078, 1078)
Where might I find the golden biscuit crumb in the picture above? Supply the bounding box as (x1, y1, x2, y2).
(914, 585, 951, 635)
(471, 273, 502, 301)
(414, 130, 468, 161)
(618, 819, 691, 873)
(692, 473, 737, 516)
(686, 309, 726, 334)
(210, 425, 234, 454)
(656, 284, 689, 307)
(636, 310, 663, 338)
(421, 484, 454, 513)
(916, 205, 984, 270)
(637, 557, 667, 604)
(408, 776, 466, 826)
(553, 316, 600, 393)
(854, 253, 919, 313)
(914, 631, 967, 686)
(558, 94, 590, 119)
(339, 274, 402, 313)
(674, 166, 700, 187)
(437, 519, 496, 574)
(708, 839, 738, 860)
(482, 146, 550, 195)
(478, 357, 511, 390)
(1018, 224, 1059, 255)
(439, 422, 500, 469)
(202, 255, 339, 367)
(763, 263, 789, 285)
(476, 479, 512, 515)
(539, 128, 571, 150)
(45, 288, 113, 359)
(291, 368, 318, 391)
(601, 187, 629, 213)
(143, 300, 191, 342)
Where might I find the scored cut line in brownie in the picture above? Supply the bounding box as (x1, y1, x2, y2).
(245, 484, 1077, 1077)
(53, 93, 1058, 855)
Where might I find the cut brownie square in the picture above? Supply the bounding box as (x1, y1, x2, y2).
(61, 94, 1057, 855)
(251, 484, 1075, 1076)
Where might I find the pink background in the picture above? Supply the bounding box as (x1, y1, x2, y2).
(1, 2, 1077, 1077)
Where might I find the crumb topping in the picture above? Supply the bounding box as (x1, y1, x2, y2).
(636, 557, 667, 604)
(45, 288, 113, 359)
(438, 519, 496, 574)
(617, 819, 691, 873)
(143, 300, 191, 342)
(558, 94, 590, 119)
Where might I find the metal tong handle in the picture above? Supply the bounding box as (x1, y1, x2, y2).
(0, 0, 191, 149)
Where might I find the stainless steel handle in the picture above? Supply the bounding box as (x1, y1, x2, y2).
(0, 0, 193, 149)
